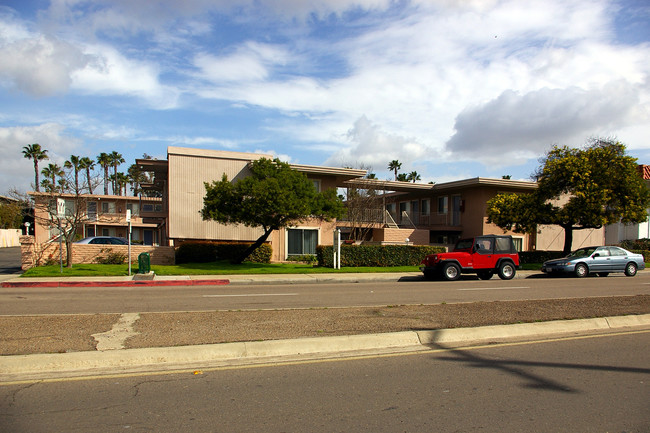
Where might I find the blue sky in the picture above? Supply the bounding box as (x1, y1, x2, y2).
(1, 0, 650, 194)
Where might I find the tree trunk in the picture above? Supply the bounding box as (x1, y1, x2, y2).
(562, 224, 574, 255)
(233, 227, 275, 264)
(66, 240, 73, 268)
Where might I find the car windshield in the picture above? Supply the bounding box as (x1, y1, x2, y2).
(453, 239, 474, 251)
(566, 247, 597, 258)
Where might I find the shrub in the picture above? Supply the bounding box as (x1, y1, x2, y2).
(286, 254, 317, 264)
(317, 245, 445, 267)
(176, 241, 272, 264)
(96, 248, 127, 265)
(518, 251, 564, 264)
(619, 238, 650, 251)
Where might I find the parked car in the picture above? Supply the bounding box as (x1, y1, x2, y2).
(420, 235, 520, 281)
(541, 246, 645, 278)
(75, 236, 129, 245)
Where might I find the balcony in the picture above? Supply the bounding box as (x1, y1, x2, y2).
(340, 209, 462, 230)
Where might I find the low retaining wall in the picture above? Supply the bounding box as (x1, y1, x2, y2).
(20, 236, 175, 270)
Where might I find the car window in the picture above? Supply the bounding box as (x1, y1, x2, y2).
(568, 247, 596, 258)
(607, 247, 626, 256)
(89, 238, 100, 244)
(594, 248, 610, 257)
(495, 237, 513, 253)
(475, 237, 493, 253)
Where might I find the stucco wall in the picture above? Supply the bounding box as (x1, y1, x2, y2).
(0, 229, 20, 247)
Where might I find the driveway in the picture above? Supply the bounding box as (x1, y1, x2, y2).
(0, 246, 21, 276)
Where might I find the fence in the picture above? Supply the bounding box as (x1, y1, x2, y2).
(19, 236, 175, 270)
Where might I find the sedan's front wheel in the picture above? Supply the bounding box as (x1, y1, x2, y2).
(625, 262, 638, 277)
(574, 263, 588, 278)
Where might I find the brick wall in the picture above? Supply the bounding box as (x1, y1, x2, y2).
(20, 236, 175, 270)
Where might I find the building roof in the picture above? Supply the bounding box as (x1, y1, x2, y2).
(343, 177, 537, 193)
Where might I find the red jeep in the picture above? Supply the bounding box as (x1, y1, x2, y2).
(420, 235, 519, 281)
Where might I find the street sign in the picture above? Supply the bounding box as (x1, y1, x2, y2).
(56, 198, 65, 218)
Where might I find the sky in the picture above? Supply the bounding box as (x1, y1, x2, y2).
(1, 0, 650, 195)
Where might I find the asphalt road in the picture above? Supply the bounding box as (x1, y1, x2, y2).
(2, 272, 650, 315)
(0, 247, 20, 275)
(2, 329, 648, 432)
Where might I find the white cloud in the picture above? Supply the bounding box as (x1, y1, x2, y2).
(0, 123, 83, 194)
(0, 31, 90, 96)
(71, 43, 180, 108)
(324, 116, 431, 171)
(445, 81, 641, 165)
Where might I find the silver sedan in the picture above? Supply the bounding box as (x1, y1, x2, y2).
(541, 246, 645, 278)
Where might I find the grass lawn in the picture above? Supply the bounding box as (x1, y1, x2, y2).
(20, 261, 423, 277)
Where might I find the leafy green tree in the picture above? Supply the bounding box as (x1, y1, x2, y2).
(22, 144, 48, 192)
(201, 158, 345, 263)
(0, 200, 23, 229)
(487, 138, 650, 254)
(388, 160, 402, 181)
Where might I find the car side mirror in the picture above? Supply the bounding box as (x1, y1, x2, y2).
(592, 253, 600, 258)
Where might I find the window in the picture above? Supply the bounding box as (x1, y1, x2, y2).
(437, 196, 448, 214)
(311, 179, 321, 192)
(288, 229, 318, 256)
(512, 237, 523, 252)
(421, 199, 430, 216)
(101, 202, 115, 214)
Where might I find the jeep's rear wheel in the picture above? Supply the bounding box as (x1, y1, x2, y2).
(442, 262, 461, 281)
(497, 262, 516, 280)
(477, 271, 493, 280)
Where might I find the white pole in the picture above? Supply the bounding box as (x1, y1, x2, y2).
(336, 229, 341, 270)
(126, 210, 132, 276)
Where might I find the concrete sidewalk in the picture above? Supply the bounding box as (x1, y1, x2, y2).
(0, 270, 546, 287)
(2, 314, 649, 383)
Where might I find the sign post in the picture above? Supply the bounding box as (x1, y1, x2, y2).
(57, 198, 65, 274)
(126, 209, 132, 276)
(332, 229, 341, 270)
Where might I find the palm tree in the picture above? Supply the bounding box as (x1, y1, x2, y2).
(396, 173, 409, 182)
(79, 157, 95, 194)
(22, 144, 48, 192)
(387, 160, 402, 181)
(41, 163, 64, 193)
(64, 155, 82, 194)
(407, 171, 421, 183)
(96, 152, 111, 195)
(109, 151, 125, 195)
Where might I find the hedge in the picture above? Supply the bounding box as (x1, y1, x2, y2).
(317, 244, 446, 267)
(176, 241, 272, 264)
(518, 251, 564, 265)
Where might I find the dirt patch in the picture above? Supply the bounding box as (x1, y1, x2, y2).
(1, 296, 647, 355)
(0, 314, 120, 355)
(127, 295, 650, 349)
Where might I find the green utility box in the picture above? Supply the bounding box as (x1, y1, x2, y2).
(138, 252, 151, 274)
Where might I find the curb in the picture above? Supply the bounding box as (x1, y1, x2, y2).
(2, 314, 648, 382)
(0, 279, 230, 288)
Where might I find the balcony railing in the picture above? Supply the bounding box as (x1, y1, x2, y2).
(341, 208, 461, 229)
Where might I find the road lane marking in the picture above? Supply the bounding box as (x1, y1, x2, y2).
(457, 286, 529, 291)
(202, 293, 299, 297)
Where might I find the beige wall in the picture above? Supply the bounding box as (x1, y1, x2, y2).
(168, 148, 269, 242)
(535, 225, 604, 251)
